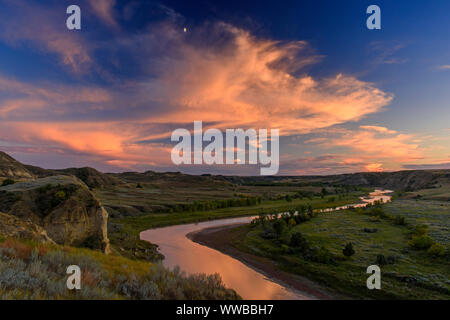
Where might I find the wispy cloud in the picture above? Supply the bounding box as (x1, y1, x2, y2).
(2, 3, 434, 174)
(369, 41, 408, 65)
(89, 0, 119, 28)
(438, 65, 450, 70)
(359, 125, 397, 134)
(0, 0, 92, 73)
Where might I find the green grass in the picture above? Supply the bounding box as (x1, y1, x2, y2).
(114, 193, 365, 236)
(230, 199, 450, 299)
(107, 192, 367, 263)
(0, 237, 240, 300)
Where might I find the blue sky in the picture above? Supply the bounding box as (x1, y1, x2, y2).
(0, 0, 449, 174)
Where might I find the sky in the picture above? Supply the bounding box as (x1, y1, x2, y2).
(0, 0, 449, 175)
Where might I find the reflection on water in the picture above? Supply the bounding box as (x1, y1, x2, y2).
(321, 189, 393, 212)
(140, 189, 392, 300)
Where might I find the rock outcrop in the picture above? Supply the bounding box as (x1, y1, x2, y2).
(0, 151, 34, 180)
(0, 211, 54, 243)
(0, 175, 110, 253)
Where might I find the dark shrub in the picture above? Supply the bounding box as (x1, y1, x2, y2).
(273, 219, 286, 238)
(316, 247, 334, 264)
(412, 224, 428, 237)
(343, 242, 355, 257)
(260, 227, 277, 240)
(393, 215, 406, 225)
(376, 254, 387, 265)
(304, 246, 334, 264)
(427, 243, 446, 257)
(370, 207, 387, 218)
(363, 228, 378, 233)
(1, 179, 15, 187)
(289, 232, 309, 252)
(386, 255, 398, 264)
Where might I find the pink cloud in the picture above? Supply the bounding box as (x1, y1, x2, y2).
(137, 23, 393, 135)
(89, 0, 119, 28)
(0, 0, 91, 72)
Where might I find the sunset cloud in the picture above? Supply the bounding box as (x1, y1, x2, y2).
(0, 0, 91, 72)
(438, 65, 450, 70)
(89, 0, 119, 28)
(0, 2, 443, 175)
(359, 125, 397, 134)
(331, 128, 422, 163)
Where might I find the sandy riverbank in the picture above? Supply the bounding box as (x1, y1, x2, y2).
(187, 223, 342, 300)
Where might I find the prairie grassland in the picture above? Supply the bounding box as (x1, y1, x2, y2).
(230, 199, 450, 299)
(113, 193, 365, 235)
(0, 238, 240, 300)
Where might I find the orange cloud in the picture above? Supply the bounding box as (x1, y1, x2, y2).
(334, 130, 421, 162)
(365, 163, 384, 172)
(140, 24, 393, 135)
(359, 125, 397, 134)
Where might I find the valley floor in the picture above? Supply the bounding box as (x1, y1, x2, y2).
(191, 199, 450, 300)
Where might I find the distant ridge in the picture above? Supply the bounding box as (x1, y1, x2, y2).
(25, 165, 122, 189)
(1, 150, 449, 191)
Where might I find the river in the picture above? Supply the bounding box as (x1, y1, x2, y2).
(140, 189, 392, 300)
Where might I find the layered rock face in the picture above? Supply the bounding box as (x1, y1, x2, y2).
(0, 175, 110, 253)
(0, 151, 34, 180)
(0, 211, 54, 243)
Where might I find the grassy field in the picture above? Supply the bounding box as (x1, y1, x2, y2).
(107, 191, 368, 262)
(229, 198, 450, 299)
(0, 237, 240, 299)
(115, 193, 366, 232)
(95, 172, 368, 217)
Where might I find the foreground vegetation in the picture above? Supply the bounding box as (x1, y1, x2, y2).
(0, 237, 240, 300)
(228, 198, 450, 299)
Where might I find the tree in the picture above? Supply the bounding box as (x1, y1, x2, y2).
(343, 242, 355, 257)
(273, 219, 286, 238)
(290, 232, 309, 252)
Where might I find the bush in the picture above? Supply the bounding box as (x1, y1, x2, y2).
(260, 227, 277, 240)
(393, 215, 406, 225)
(289, 232, 309, 252)
(288, 218, 296, 227)
(1, 179, 15, 187)
(343, 242, 355, 257)
(412, 224, 428, 237)
(427, 243, 446, 257)
(375, 254, 387, 265)
(370, 207, 387, 218)
(304, 246, 334, 264)
(409, 235, 435, 250)
(273, 219, 286, 238)
(54, 191, 67, 201)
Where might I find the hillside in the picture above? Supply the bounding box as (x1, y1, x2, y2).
(25, 165, 122, 189)
(0, 151, 34, 180)
(223, 170, 450, 192)
(0, 175, 110, 253)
